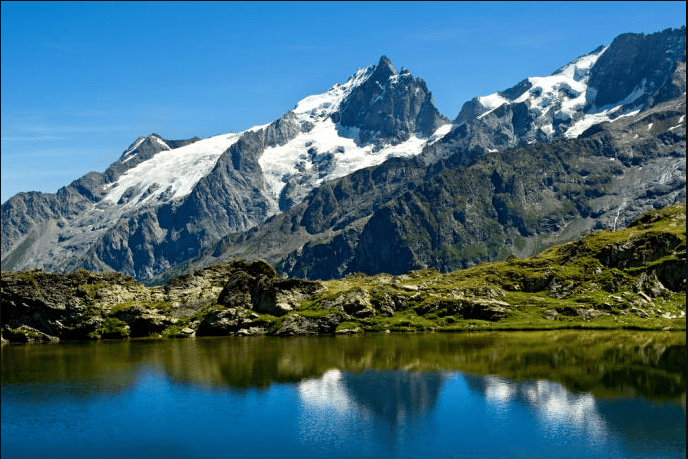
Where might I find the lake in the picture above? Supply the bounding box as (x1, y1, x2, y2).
(2, 331, 685, 459)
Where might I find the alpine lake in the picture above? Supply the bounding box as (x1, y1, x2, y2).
(2, 330, 685, 459)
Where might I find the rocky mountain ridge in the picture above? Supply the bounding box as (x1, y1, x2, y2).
(2, 27, 685, 283)
(2, 56, 449, 280)
(190, 94, 684, 280)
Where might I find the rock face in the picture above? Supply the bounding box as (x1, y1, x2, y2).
(189, 27, 685, 281)
(215, 259, 324, 316)
(337, 56, 447, 144)
(1, 202, 686, 343)
(272, 313, 343, 336)
(2, 28, 685, 286)
(208, 95, 684, 280)
(588, 28, 686, 108)
(2, 57, 448, 282)
(430, 27, 686, 164)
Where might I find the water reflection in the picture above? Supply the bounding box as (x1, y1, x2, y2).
(298, 368, 447, 453)
(294, 368, 685, 458)
(341, 370, 445, 423)
(2, 331, 685, 459)
(3, 331, 685, 401)
(467, 374, 609, 439)
(298, 369, 446, 423)
(462, 373, 685, 457)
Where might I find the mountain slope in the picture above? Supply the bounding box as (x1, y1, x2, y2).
(187, 27, 685, 281)
(1, 57, 449, 280)
(423, 26, 685, 165)
(2, 202, 685, 344)
(2, 28, 685, 283)
(189, 95, 684, 280)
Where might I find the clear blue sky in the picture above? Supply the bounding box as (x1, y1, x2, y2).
(2, 1, 685, 203)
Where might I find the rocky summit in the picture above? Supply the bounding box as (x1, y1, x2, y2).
(2, 203, 684, 343)
(1, 27, 686, 286)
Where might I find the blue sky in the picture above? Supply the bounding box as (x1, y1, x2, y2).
(2, 1, 685, 203)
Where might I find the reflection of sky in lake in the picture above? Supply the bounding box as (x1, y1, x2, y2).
(483, 376, 608, 439)
(296, 370, 685, 459)
(3, 333, 685, 459)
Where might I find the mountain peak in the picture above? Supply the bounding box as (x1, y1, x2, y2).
(377, 55, 395, 71)
(370, 55, 397, 83)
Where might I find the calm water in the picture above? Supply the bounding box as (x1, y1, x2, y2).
(2, 331, 685, 459)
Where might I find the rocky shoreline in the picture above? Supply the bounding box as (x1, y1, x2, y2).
(2, 203, 685, 344)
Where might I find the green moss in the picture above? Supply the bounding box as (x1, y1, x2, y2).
(96, 317, 130, 339)
(336, 321, 361, 331)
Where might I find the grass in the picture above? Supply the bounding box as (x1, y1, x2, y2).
(3, 203, 685, 340)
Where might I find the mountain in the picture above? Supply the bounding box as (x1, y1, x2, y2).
(2, 27, 685, 283)
(189, 27, 686, 280)
(2, 202, 685, 343)
(424, 26, 686, 164)
(1, 56, 449, 280)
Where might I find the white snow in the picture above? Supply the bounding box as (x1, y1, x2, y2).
(470, 45, 655, 142)
(154, 136, 170, 149)
(120, 137, 146, 163)
(612, 83, 647, 108)
(540, 123, 554, 136)
(668, 114, 685, 131)
(293, 66, 374, 118)
(259, 117, 451, 209)
(477, 93, 508, 110)
(512, 46, 606, 120)
(256, 66, 451, 212)
(103, 132, 241, 206)
(555, 46, 607, 81)
(564, 109, 616, 138)
(515, 75, 588, 119)
(475, 93, 509, 119)
(565, 108, 641, 139)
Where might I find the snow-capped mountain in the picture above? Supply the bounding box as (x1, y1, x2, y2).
(2, 27, 685, 282)
(427, 26, 686, 164)
(206, 27, 685, 280)
(107, 133, 243, 208)
(258, 57, 450, 212)
(1, 56, 449, 279)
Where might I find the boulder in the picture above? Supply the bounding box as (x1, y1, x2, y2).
(217, 271, 254, 308)
(216, 259, 323, 316)
(112, 305, 176, 337)
(321, 288, 376, 318)
(273, 314, 320, 336)
(634, 271, 670, 298)
(253, 278, 324, 316)
(196, 308, 253, 336)
(2, 325, 59, 343)
(273, 313, 344, 336)
(444, 297, 510, 321)
(599, 233, 682, 269)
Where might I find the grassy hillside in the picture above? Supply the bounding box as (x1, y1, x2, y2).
(1, 203, 685, 343)
(314, 202, 685, 333)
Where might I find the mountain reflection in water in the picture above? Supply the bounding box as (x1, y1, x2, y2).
(2, 331, 685, 459)
(294, 366, 684, 458)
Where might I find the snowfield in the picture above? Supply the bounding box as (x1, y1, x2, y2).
(104, 133, 241, 206)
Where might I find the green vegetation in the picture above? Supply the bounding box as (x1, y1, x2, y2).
(290, 202, 686, 334)
(1, 203, 685, 342)
(93, 317, 130, 339)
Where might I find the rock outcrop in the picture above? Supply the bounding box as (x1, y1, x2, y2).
(2, 202, 685, 344)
